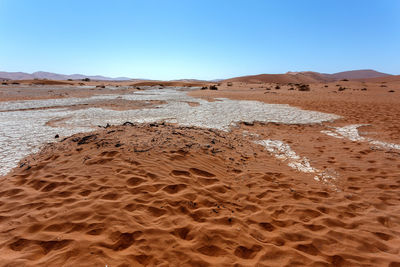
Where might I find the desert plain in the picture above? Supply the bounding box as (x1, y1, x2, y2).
(0, 73, 399, 266)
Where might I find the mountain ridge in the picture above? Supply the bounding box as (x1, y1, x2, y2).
(0, 71, 133, 81)
(0, 69, 394, 83)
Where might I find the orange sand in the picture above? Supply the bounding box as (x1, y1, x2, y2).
(0, 78, 400, 266)
(0, 123, 399, 266)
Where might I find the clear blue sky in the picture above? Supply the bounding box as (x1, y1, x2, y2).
(0, 0, 399, 80)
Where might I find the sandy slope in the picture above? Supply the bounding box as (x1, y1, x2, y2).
(223, 70, 392, 84)
(224, 73, 332, 84)
(0, 123, 399, 266)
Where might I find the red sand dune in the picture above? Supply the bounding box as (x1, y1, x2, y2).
(0, 123, 399, 266)
(359, 74, 400, 83)
(224, 70, 392, 84)
(224, 72, 331, 84)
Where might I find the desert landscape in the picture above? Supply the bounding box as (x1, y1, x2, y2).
(0, 70, 399, 266)
(1, 0, 399, 266)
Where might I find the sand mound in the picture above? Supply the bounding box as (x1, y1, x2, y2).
(224, 70, 393, 84)
(359, 75, 400, 83)
(0, 123, 399, 266)
(224, 72, 335, 84)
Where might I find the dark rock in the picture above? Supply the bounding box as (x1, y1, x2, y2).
(77, 135, 97, 145)
(122, 121, 134, 126)
(298, 84, 310, 91)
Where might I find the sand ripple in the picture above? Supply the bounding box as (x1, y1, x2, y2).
(0, 124, 399, 266)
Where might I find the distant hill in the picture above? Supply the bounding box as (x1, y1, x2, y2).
(225, 72, 332, 84)
(224, 69, 392, 84)
(329, 70, 391, 80)
(0, 71, 133, 81)
(357, 74, 400, 83)
(170, 79, 210, 83)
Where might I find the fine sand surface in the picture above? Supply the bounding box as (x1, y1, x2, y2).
(190, 79, 400, 143)
(0, 80, 400, 266)
(0, 123, 399, 266)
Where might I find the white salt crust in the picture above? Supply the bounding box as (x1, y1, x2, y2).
(254, 140, 335, 183)
(0, 87, 340, 176)
(322, 125, 400, 151)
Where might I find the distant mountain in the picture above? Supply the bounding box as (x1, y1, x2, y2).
(0, 71, 133, 81)
(169, 79, 210, 83)
(224, 69, 392, 84)
(169, 78, 224, 83)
